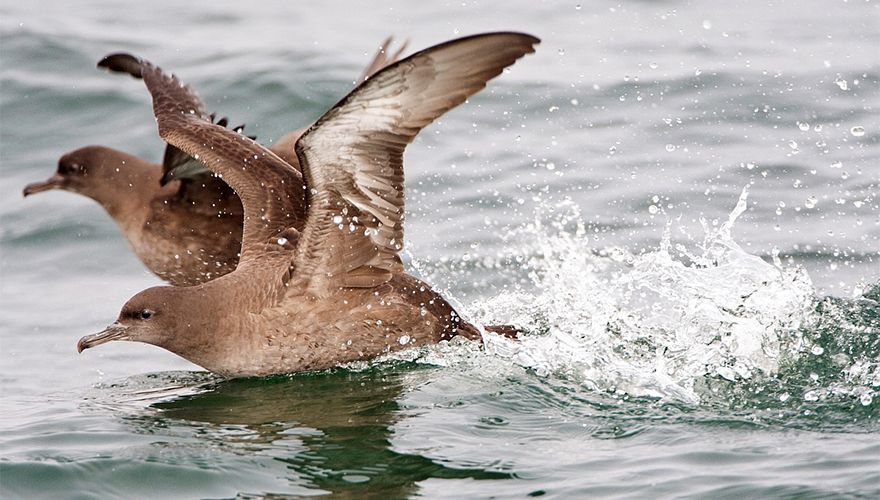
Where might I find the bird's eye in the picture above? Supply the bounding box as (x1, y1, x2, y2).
(138, 310, 154, 320)
(59, 162, 83, 175)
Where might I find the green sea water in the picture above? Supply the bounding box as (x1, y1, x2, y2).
(1, 0, 878, 498)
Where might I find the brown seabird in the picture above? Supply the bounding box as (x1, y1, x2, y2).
(77, 32, 539, 376)
(23, 38, 407, 286)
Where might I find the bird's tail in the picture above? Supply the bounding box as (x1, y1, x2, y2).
(483, 324, 520, 339)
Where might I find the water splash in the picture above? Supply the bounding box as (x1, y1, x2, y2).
(393, 188, 879, 409)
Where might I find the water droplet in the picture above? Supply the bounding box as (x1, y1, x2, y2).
(332, 215, 343, 224)
(665, 144, 675, 152)
(558, 48, 565, 56)
(811, 345, 824, 355)
(575, 3, 581, 9)
(277, 237, 288, 246)
(649, 62, 658, 70)
(860, 392, 874, 406)
(694, 69, 702, 76)
(702, 19, 712, 30)
(850, 126, 865, 137)
(804, 390, 820, 402)
(648, 205, 659, 215)
(830, 161, 842, 169)
(779, 393, 790, 402)
(834, 76, 848, 90)
(398, 335, 411, 345)
(797, 121, 810, 131)
(804, 196, 817, 209)
(788, 140, 798, 150)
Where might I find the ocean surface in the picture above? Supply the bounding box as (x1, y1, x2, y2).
(1, 0, 878, 498)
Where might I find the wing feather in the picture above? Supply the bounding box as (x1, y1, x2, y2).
(98, 54, 307, 265)
(97, 32, 539, 293)
(292, 32, 539, 293)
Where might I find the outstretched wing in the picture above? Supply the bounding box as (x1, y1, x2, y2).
(99, 54, 259, 185)
(292, 32, 539, 292)
(98, 53, 306, 264)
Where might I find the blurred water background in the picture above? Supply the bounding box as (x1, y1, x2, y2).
(1, 0, 878, 497)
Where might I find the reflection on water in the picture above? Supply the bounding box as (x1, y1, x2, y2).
(120, 366, 510, 497)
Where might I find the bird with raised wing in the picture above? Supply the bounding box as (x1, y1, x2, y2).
(77, 32, 539, 376)
(23, 38, 407, 286)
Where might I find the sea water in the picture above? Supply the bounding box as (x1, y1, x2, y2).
(1, 0, 878, 497)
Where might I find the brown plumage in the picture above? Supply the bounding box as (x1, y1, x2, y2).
(77, 32, 540, 376)
(23, 38, 406, 286)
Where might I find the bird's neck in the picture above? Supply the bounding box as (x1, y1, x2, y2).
(95, 160, 167, 232)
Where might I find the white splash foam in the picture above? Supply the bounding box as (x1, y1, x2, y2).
(402, 187, 818, 403)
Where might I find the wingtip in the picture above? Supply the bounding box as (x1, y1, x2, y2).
(459, 31, 540, 45)
(524, 33, 542, 45)
(487, 31, 541, 53)
(379, 35, 394, 51)
(499, 31, 541, 51)
(399, 31, 540, 68)
(159, 170, 176, 186)
(500, 31, 541, 44)
(97, 53, 144, 79)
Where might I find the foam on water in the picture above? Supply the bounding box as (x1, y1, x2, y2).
(390, 188, 877, 407)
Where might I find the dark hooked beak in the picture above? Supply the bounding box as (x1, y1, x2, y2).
(23, 174, 64, 197)
(78, 322, 130, 353)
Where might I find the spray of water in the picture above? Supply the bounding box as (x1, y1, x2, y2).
(387, 187, 878, 408)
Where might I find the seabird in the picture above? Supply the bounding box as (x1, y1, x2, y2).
(77, 32, 539, 376)
(23, 38, 407, 286)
